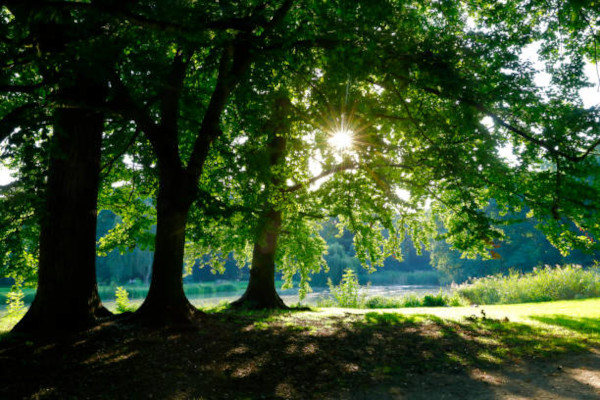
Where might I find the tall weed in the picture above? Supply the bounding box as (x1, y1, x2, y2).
(326, 269, 369, 308)
(5, 281, 26, 318)
(115, 286, 135, 313)
(456, 264, 600, 305)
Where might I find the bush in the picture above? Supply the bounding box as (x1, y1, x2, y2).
(456, 264, 600, 305)
(364, 291, 463, 308)
(327, 269, 369, 308)
(115, 286, 135, 313)
(5, 283, 26, 318)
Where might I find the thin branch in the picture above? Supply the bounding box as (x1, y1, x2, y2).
(106, 74, 175, 165)
(285, 160, 413, 193)
(100, 128, 142, 176)
(0, 104, 40, 142)
(285, 161, 358, 192)
(420, 79, 598, 162)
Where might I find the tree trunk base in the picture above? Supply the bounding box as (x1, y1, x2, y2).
(95, 306, 113, 318)
(12, 308, 111, 336)
(12, 297, 112, 336)
(130, 297, 205, 326)
(230, 291, 289, 310)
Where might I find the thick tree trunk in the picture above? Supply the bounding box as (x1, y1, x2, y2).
(233, 99, 291, 310)
(14, 79, 110, 334)
(232, 209, 288, 309)
(233, 100, 291, 310)
(133, 171, 203, 325)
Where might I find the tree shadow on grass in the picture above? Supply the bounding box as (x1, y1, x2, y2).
(529, 314, 600, 336)
(1, 310, 599, 399)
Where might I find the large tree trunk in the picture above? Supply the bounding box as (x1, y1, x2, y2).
(14, 78, 110, 334)
(133, 170, 203, 325)
(233, 98, 291, 310)
(232, 209, 288, 309)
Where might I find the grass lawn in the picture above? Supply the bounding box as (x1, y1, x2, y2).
(1, 298, 599, 399)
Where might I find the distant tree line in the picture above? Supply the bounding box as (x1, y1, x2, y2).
(90, 208, 598, 288)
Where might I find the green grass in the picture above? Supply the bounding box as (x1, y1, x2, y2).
(2, 297, 600, 374)
(222, 297, 600, 370)
(456, 264, 600, 305)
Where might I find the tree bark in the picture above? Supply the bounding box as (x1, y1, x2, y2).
(14, 78, 110, 334)
(232, 98, 291, 310)
(232, 209, 288, 309)
(133, 169, 203, 324)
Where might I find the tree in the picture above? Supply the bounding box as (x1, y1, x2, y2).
(3, 0, 599, 329)
(98, 0, 304, 323)
(2, 1, 121, 333)
(186, 0, 600, 309)
(231, 97, 292, 309)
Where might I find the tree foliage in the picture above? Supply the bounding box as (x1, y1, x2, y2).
(1, 0, 599, 326)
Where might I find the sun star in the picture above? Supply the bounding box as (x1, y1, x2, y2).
(328, 129, 354, 151)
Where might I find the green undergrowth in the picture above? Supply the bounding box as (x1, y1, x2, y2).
(455, 264, 600, 305)
(0, 287, 36, 306)
(320, 269, 462, 308)
(364, 292, 464, 308)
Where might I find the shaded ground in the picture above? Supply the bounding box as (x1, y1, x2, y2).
(0, 309, 599, 399)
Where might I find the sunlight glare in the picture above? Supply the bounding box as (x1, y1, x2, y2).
(328, 129, 354, 151)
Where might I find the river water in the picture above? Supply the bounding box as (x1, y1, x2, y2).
(187, 284, 446, 307)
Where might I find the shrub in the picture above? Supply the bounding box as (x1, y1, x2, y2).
(456, 264, 600, 305)
(327, 269, 369, 308)
(364, 291, 463, 308)
(5, 283, 26, 318)
(422, 293, 446, 307)
(115, 286, 135, 313)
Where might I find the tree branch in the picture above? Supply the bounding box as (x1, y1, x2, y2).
(396, 75, 600, 163)
(106, 74, 173, 165)
(0, 104, 40, 143)
(0, 83, 44, 93)
(285, 161, 359, 193)
(100, 128, 142, 177)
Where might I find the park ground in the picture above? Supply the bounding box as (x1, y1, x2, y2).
(1, 299, 600, 399)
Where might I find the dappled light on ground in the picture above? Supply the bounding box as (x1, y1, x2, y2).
(1, 307, 600, 399)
